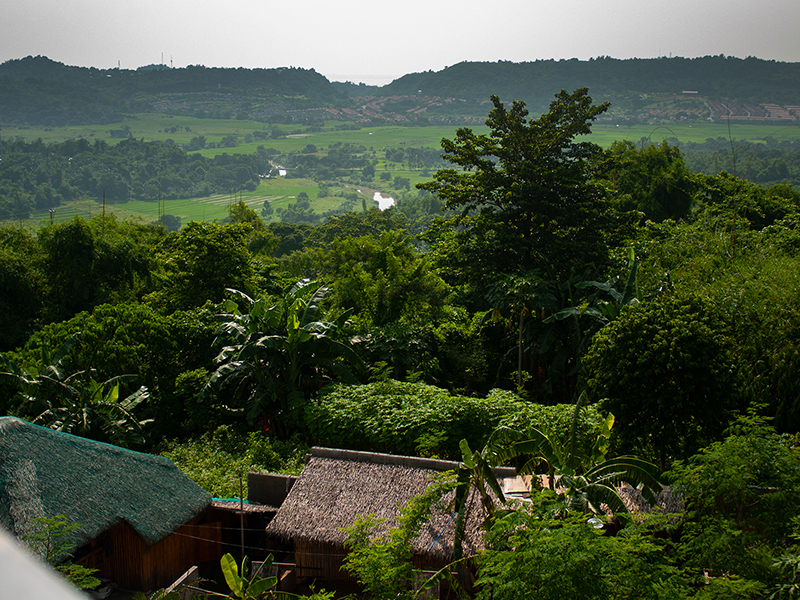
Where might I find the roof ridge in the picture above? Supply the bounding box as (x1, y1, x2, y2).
(309, 446, 517, 477)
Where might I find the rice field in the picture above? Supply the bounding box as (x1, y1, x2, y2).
(6, 112, 800, 156)
(6, 114, 800, 229)
(17, 178, 373, 227)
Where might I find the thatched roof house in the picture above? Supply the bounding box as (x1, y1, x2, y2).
(266, 447, 516, 582)
(0, 417, 220, 590)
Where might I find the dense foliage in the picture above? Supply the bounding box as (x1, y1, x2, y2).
(0, 55, 345, 125)
(4, 85, 800, 597)
(0, 137, 267, 219)
(307, 380, 605, 460)
(159, 426, 308, 498)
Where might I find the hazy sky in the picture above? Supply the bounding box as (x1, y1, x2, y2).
(2, 0, 799, 85)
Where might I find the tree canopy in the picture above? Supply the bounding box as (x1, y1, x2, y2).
(420, 88, 612, 297)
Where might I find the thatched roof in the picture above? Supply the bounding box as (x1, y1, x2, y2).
(618, 483, 683, 518)
(0, 417, 211, 553)
(266, 447, 516, 563)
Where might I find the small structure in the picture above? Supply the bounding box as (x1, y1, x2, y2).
(206, 472, 293, 564)
(266, 447, 516, 584)
(0, 417, 221, 590)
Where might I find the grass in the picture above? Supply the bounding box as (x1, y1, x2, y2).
(16, 178, 380, 227)
(6, 113, 800, 154)
(4, 114, 487, 154)
(5, 114, 799, 228)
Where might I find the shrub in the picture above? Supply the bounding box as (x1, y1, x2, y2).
(306, 380, 603, 461)
(159, 426, 308, 498)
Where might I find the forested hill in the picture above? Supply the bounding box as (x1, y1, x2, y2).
(378, 55, 800, 112)
(0, 55, 349, 126)
(3, 54, 800, 126)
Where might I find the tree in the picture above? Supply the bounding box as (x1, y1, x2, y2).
(1, 336, 151, 447)
(0, 226, 45, 351)
(23, 515, 101, 590)
(474, 503, 684, 600)
(37, 216, 98, 320)
(362, 161, 375, 180)
(321, 230, 450, 328)
(584, 293, 735, 468)
(420, 88, 612, 294)
(667, 414, 800, 594)
(597, 140, 697, 222)
(11, 302, 193, 444)
(202, 282, 361, 436)
(228, 200, 266, 231)
(149, 221, 259, 311)
(393, 176, 410, 191)
(453, 395, 662, 546)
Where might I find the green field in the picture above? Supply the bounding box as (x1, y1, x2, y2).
(13, 178, 379, 227)
(5, 114, 800, 229)
(6, 113, 800, 154)
(3, 115, 488, 154)
(591, 121, 800, 146)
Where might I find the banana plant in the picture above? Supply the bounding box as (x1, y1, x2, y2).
(543, 247, 640, 327)
(203, 280, 362, 436)
(1, 335, 151, 447)
(197, 553, 277, 600)
(451, 393, 663, 559)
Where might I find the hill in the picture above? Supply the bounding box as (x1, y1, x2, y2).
(1, 55, 799, 127)
(385, 56, 799, 102)
(0, 56, 350, 126)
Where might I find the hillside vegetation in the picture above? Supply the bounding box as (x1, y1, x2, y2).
(4, 71, 800, 597)
(3, 54, 800, 126)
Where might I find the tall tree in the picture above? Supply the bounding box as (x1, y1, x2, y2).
(148, 221, 259, 312)
(597, 140, 697, 222)
(420, 88, 612, 299)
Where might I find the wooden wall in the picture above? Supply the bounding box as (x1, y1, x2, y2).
(295, 539, 349, 582)
(76, 514, 221, 591)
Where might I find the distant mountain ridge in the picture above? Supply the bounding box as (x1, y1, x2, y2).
(383, 56, 800, 102)
(1, 54, 799, 127)
(0, 55, 349, 126)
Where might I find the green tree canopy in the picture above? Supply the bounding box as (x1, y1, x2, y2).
(420, 88, 612, 298)
(322, 230, 450, 329)
(148, 221, 260, 312)
(584, 293, 735, 467)
(597, 140, 697, 222)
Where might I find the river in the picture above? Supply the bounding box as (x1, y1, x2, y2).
(373, 192, 395, 210)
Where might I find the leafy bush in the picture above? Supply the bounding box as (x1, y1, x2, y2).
(159, 426, 308, 498)
(476, 498, 686, 600)
(306, 380, 603, 461)
(585, 293, 734, 467)
(667, 414, 800, 589)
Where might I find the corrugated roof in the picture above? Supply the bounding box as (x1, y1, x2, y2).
(0, 417, 211, 552)
(266, 447, 501, 562)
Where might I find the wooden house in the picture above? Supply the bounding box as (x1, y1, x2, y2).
(265, 447, 516, 585)
(0, 416, 221, 591)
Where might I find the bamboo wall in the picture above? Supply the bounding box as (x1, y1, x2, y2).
(295, 539, 350, 581)
(293, 539, 446, 583)
(76, 514, 222, 590)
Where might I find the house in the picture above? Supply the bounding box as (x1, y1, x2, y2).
(265, 447, 517, 585)
(0, 416, 221, 591)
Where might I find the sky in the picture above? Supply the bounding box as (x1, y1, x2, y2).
(2, 0, 800, 86)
